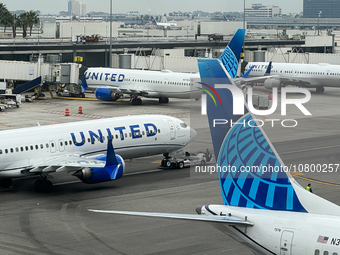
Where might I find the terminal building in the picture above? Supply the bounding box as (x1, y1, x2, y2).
(245, 4, 282, 18)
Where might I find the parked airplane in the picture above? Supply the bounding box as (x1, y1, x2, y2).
(150, 16, 177, 28)
(244, 61, 340, 92)
(0, 115, 196, 192)
(89, 58, 340, 254)
(82, 29, 246, 105)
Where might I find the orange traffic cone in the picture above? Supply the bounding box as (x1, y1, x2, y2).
(65, 108, 70, 116)
(78, 106, 83, 114)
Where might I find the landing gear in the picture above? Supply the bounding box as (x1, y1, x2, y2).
(34, 178, 53, 193)
(0, 178, 12, 188)
(159, 97, 169, 103)
(316, 86, 325, 93)
(177, 161, 184, 169)
(131, 97, 142, 105)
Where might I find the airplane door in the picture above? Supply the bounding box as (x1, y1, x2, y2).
(58, 139, 65, 152)
(49, 140, 56, 153)
(167, 120, 176, 140)
(280, 231, 294, 255)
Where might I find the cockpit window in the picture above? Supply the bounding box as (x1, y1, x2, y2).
(180, 123, 187, 128)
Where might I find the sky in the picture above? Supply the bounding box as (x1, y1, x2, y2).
(3, 0, 303, 15)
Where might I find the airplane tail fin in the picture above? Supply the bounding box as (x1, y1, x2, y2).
(198, 58, 340, 215)
(218, 29, 245, 78)
(265, 61, 272, 76)
(150, 16, 157, 25)
(81, 73, 88, 93)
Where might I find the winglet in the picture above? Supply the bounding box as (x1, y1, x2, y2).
(150, 16, 157, 25)
(105, 138, 119, 167)
(81, 73, 88, 93)
(242, 65, 254, 78)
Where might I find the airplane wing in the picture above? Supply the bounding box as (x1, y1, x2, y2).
(28, 155, 106, 173)
(278, 77, 322, 87)
(239, 76, 321, 87)
(88, 209, 254, 227)
(234, 76, 275, 84)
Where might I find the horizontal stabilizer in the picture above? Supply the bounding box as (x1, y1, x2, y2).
(88, 209, 254, 226)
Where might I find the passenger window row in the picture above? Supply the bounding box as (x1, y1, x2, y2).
(128, 78, 191, 86)
(0, 129, 161, 155)
(0, 140, 73, 155)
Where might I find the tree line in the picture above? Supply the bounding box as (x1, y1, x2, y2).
(0, 3, 40, 38)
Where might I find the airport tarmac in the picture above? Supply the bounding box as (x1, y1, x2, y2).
(1, 87, 340, 254)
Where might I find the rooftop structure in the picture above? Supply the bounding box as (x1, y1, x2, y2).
(245, 4, 282, 18)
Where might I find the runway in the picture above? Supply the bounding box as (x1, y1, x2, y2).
(1, 87, 340, 254)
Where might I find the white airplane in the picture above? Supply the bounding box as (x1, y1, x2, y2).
(81, 29, 246, 105)
(89, 56, 340, 253)
(244, 61, 340, 92)
(150, 16, 177, 28)
(0, 115, 196, 192)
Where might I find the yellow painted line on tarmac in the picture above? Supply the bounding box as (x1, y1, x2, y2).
(49, 90, 127, 102)
(290, 171, 340, 187)
(124, 168, 165, 176)
(49, 90, 98, 101)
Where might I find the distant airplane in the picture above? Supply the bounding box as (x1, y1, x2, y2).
(89, 43, 340, 254)
(245, 61, 340, 92)
(82, 29, 246, 105)
(150, 16, 177, 28)
(0, 115, 196, 192)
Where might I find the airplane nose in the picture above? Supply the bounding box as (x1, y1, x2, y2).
(190, 127, 197, 141)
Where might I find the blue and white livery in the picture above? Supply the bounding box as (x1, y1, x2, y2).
(245, 61, 340, 93)
(82, 29, 245, 105)
(0, 115, 196, 192)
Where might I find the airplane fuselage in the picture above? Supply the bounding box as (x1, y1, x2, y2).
(245, 62, 340, 88)
(0, 115, 193, 178)
(84, 68, 201, 99)
(202, 204, 340, 255)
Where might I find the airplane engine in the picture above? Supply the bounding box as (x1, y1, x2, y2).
(264, 79, 281, 90)
(73, 154, 125, 184)
(95, 88, 121, 101)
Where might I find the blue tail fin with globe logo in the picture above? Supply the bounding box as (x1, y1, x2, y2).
(218, 29, 245, 79)
(197, 58, 309, 212)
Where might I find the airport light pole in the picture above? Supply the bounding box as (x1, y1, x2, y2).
(243, 0, 245, 29)
(318, 11, 322, 36)
(109, 0, 112, 67)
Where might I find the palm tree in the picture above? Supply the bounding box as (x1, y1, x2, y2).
(7, 13, 18, 38)
(2, 9, 13, 32)
(0, 3, 8, 30)
(18, 12, 28, 38)
(0, 3, 6, 17)
(26, 10, 40, 36)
